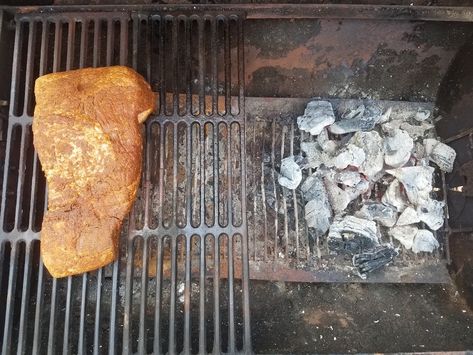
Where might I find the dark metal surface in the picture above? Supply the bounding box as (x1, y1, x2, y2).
(4, 4, 473, 22)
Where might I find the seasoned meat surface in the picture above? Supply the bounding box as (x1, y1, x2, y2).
(33, 66, 155, 278)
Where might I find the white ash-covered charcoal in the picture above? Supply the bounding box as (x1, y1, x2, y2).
(324, 178, 352, 213)
(301, 172, 326, 201)
(424, 138, 456, 173)
(349, 131, 384, 180)
(328, 215, 379, 243)
(278, 156, 302, 190)
(332, 144, 366, 169)
(416, 198, 445, 230)
(382, 179, 408, 213)
(396, 206, 420, 226)
(356, 201, 398, 227)
(399, 121, 434, 140)
(382, 120, 434, 140)
(335, 170, 362, 187)
(384, 129, 414, 168)
(300, 142, 331, 169)
(317, 127, 338, 154)
(381, 119, 403, 134)
(329, 105, 383, 134)
(389, 225, 418, 250)
(386, 166, 434, 206)
(297, 100, 336, 136)
(302, 172, 332, 234)
(412, 229, 439, 253)
(346, 178, 371, 201)
(414, 109, 431, 122)
(305, 199, 331, 234)
(378, 106, 392, 124)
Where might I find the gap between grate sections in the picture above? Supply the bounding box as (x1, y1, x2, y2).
(0, 11, 251, 354)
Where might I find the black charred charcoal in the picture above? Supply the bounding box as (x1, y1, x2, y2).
(328, 235, 377, 255)
(352, 245, 398, 277)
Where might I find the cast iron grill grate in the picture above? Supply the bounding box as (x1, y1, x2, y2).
(0, 11, 251, 354)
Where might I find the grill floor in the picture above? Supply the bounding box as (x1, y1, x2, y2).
(1, 5, 470, 354)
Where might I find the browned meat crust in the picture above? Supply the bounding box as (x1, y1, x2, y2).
(33, 66, 155, 278)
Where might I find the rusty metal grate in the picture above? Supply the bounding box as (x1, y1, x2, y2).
(0, 11, 251, 354)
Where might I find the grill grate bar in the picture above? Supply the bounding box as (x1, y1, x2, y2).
(106, 20, 113, 67)
(213, 124, 220, 232)
(16, 22, 36, 354)
(227, 235, 236, 353)
(1, 242, 19, 354)
(172, 16, 179, 116)
(172, 123, 178, 229)
(211, 17, 218, 116)
(108, 255, 120, 355)
(78, 273, 88, 354)
(27, 148, 39, 231)
(65, 20, 74, 70)
(122, 238, 134, 354)
(138, 238, 149, 355)
(198, 236, 206, 354)
(198, 125, 207, 354)
(0, 22, 18, 234)
(224, 18, 231, 116)
(156, 17, 164, 117)
(260, 126, 268, 262)
(212, 235, 221, 354)
(271, 119, 278, 261)
(183, 125, 193, 353)
(12, 122, 26, 231)
(7, 20, 21, 118)
(199, 123, 205, 229)
(92, 20, 99, 68)
(17, 241, 33, 355)
(153, 236, 164, 355)
(47, 277, 58, 354)
(168, 236, 177, 355)
(184, 18, 191, 116)
(62, 276, 73, 355)
(52, 20, 62, 72)
(281, 126, 289, 257)
(227, 124, 232, 227)
(290, 122, 300, 261)
(78, 19, 87, 68)
(22, 20, 36, 120)
(198, 18, 205, 117)
(1, 18, 24, 354)
(183, 235, 192, 353)
(93, 268, 104, 355)
(31, 259, 44, 354)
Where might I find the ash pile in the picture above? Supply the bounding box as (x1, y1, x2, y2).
(278, 100, 456, 279)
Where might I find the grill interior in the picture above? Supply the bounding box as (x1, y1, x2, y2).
(1, 4, 473, 354)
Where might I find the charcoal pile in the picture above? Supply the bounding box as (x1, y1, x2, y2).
(278, 100, 456, 278)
